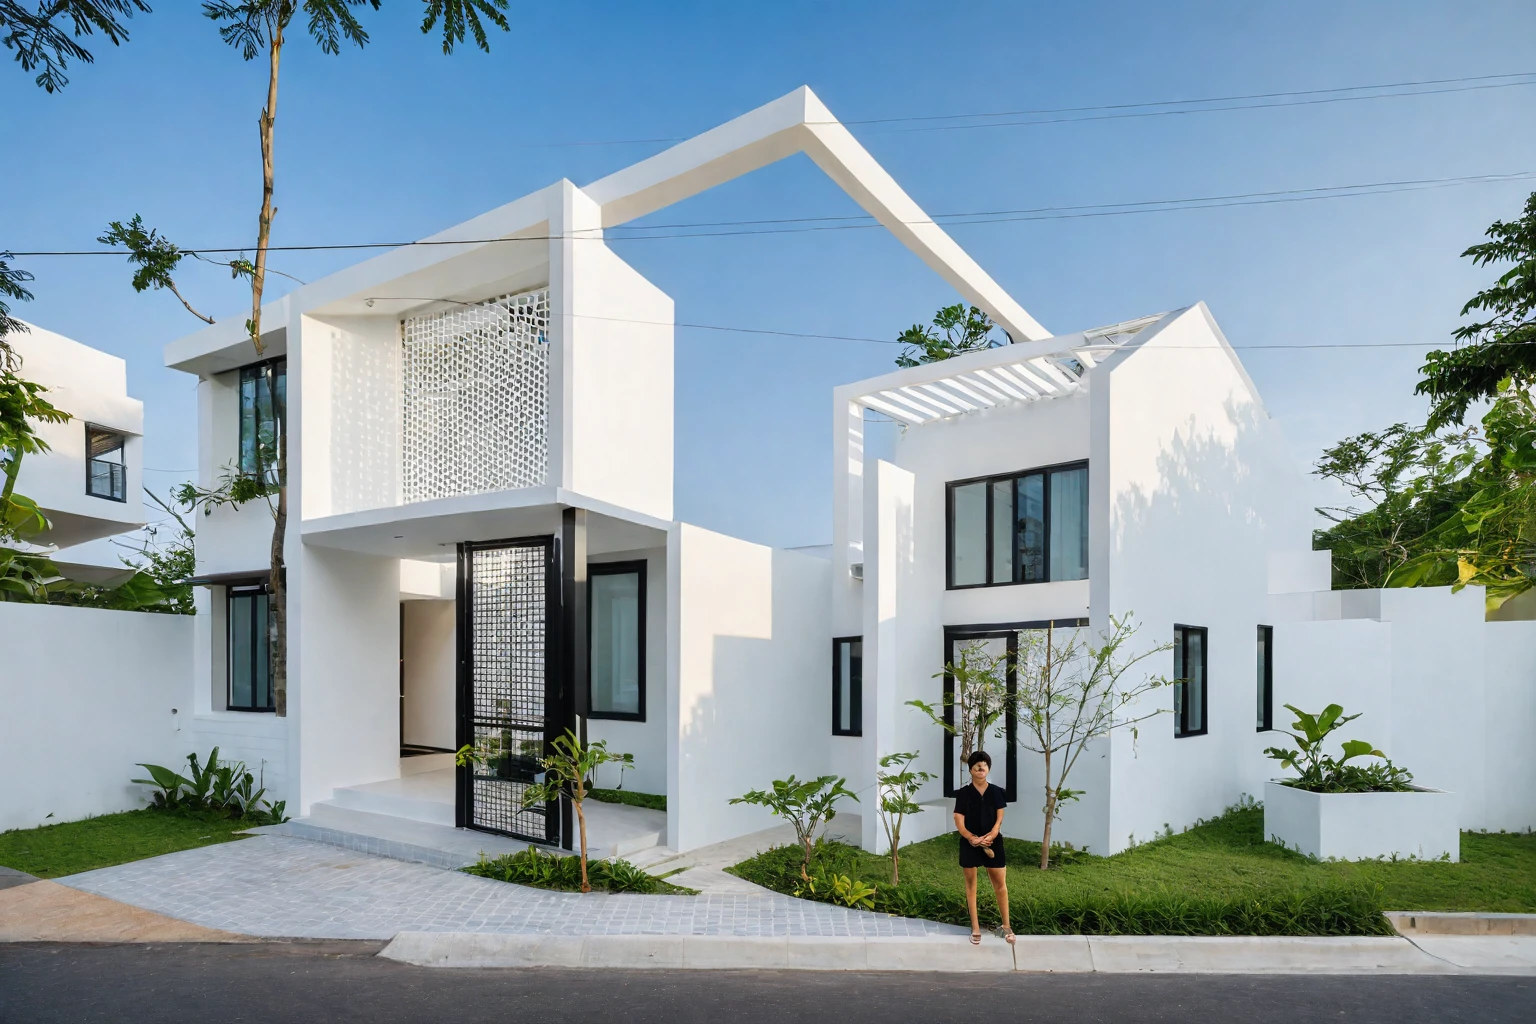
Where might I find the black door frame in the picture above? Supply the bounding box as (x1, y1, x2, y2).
(942, 618, 1089, 801)
(455, 534, 566, 844)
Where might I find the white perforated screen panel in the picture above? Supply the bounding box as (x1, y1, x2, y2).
(401, 289, 550, 503)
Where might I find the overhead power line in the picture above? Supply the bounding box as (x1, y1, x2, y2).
(10, 171, 1535, 258)
(508, 71, 1536, 148)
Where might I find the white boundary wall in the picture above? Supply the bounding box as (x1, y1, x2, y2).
(0, 604, 193, 831)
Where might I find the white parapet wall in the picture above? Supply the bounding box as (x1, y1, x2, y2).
(667, 524, 832, 852)
(0, 603, 194, 831)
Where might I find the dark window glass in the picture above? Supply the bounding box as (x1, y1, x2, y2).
(1017, 473, 1046, 583)
(1174, 625, 1208, 737)
(85, 426, 126, 501)
(946, 462, 1088, 588)
(228, 586, 273, 712)
(239, 361, 286, 481)
(833, 637, 862, 736)
(1257, 625, 1273, 731)
(950, 481, 987, 586)
(589, 562, 645, 720)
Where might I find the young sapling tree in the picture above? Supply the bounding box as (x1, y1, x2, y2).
(499, 729, 632, 893)
(876, 751, 935, 884)
(906, 640, 1010, 777)
(730, 775, 857, 881)
(1015, 616, 1171, 870)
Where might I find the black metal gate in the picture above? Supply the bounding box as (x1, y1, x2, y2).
(456, 537, 561, 842)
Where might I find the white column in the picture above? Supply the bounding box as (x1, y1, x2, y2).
(861, 458, 915, 853)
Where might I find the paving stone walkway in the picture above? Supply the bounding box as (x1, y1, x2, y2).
(57, 836, 964, 941)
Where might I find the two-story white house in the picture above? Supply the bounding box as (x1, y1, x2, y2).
(161, 87, 1536, 863)
(7, 322, 146, 582)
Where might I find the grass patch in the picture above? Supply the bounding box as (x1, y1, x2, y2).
(729, 806, 1536, 935)
(0, 808, 257, 879)
(588, 788, 666, 811)
(465, 845, 696, 895)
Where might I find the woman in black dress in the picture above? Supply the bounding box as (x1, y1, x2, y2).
(953, 750, 1014, 945)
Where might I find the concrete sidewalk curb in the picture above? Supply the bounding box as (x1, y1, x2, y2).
(377, 932, 1536, 974)
(1386, 911, 1536, 936)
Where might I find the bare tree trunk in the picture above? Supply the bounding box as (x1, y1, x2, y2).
(254, 20, 286, 716)
(890, 823, 900, 885)
(576, 800, 590, 893)
(801, 833, 813, 882)
(1040, 751, 1054, 870)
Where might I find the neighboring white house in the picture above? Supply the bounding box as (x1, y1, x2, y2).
(152, 87, 1536, 859)
(1, 325, 194, 834)
(7, 322, 146, 579)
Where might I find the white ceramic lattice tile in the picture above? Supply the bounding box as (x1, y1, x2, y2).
(401, 290, 550, 503)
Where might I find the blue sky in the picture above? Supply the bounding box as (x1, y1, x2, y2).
(7, 1, 1536, 547)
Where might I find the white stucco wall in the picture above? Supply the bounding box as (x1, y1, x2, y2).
(401, 598, 455, 751)
(1096, 305, 1313, 854)
(586, 547, 669, 796)
(193, 372, 274, 576)
(293, 547, 402, 812)
(668, 525, 832, 852)
(0, 604, 192, 831)
(1484, 620, 1536, 832)
(565, 227, 674, 521)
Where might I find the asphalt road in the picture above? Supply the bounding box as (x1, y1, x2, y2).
(1, 942, 1530, 1024)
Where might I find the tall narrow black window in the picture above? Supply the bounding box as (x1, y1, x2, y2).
(1256, 625, 1273, 732)
(239, 360, 286, 481)
(84, 426, 126, 501)
(946, 461, 1088, 588)
(228, 585, 273, 712)
(1174, 625, 1208, 738)
(588, 561, 644, 720)
(833, 637, 862, 736)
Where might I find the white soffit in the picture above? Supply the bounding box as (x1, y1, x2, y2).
(852, 312, 1170, 425)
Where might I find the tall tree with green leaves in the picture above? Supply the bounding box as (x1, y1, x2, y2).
(1417, 191, 1536, 430)
(1, 0, 150, 92)
(1315, 191, 1536, 610)
(102, 0, 511, 715)
(894, 303, 1004, 368)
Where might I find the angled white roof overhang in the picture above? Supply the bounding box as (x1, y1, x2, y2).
(166, 86, 1051, 375)
(841, 312, 1173, 426)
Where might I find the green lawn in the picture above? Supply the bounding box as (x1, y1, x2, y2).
(730, 807, 1536, 934)
(0, 809, 255, 879)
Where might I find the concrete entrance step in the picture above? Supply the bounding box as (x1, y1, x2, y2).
(250, 804, 538, 870)
(323, 771, 457, 827)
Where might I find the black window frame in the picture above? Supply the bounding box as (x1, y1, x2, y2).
(1173, 624, 1209, 738)
(238, 358, 286, 482)
(1256, 624, 1274, 732)
(832, 636, 863, 737)
(226, 584, 275, 713)
(945, 460, 1089, 590)
(84, 425, 127, 502)
(586, 559, 646, 722)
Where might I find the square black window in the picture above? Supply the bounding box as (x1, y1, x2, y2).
(833, 636, 862, 736)
(85, 426, 126, 502)
(946, 462, 1088, 589)
(589, 561, 645, 720)
(228, 585, 274, 712)
(1174, 625, 1208, 738)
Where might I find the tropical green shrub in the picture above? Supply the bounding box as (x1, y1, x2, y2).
(463, 846, 694, 895)
(1264, 704, 1414, 793)
(133, 747, 286, 824)
(730, 775, 857, 881)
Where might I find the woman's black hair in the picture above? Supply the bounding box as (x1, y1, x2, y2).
(967, 750, 992, 769)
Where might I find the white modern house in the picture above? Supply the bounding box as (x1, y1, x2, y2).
(5, 322, 146, 580)
(155, 87, 1536, 862)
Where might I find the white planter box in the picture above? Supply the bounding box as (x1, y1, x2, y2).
(1263, 781, 1460, 862)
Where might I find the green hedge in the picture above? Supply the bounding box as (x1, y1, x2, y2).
(588, 788, 666, 811)
(464, 845, 694, 895)
(730, 841, 1393, 936)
